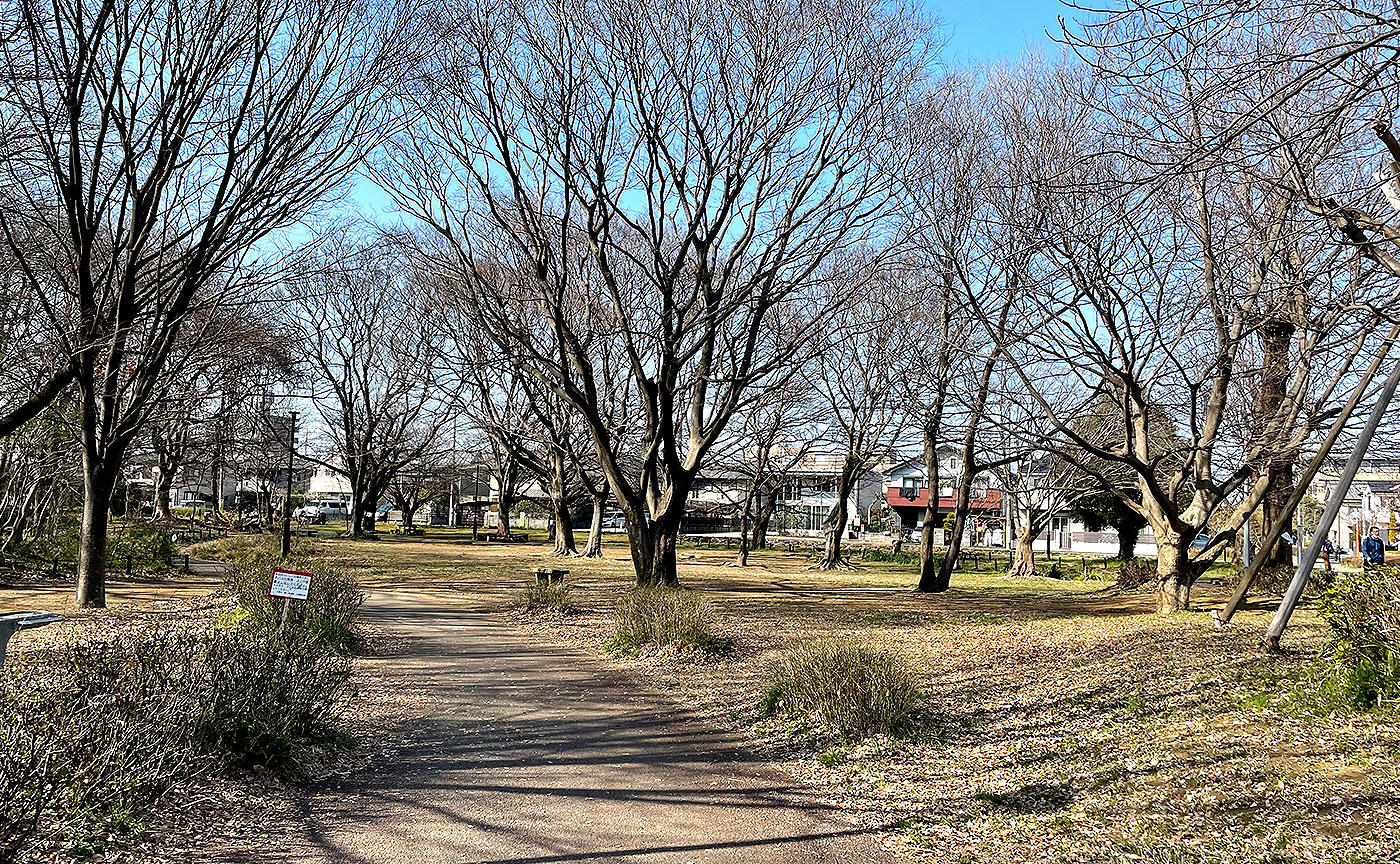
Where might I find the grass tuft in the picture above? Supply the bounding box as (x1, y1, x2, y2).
(518, 580, 576, 617)
(606, 586, 721, 653)
(762, 636, 925, 739)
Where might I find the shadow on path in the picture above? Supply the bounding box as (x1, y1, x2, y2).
(236, 589, 894, 864)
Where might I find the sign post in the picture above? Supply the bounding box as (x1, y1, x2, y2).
(269, 568, 313, 633)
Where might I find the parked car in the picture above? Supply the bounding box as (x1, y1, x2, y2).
(1190, 532, 1212, 551)
(295, 499, 349, 524)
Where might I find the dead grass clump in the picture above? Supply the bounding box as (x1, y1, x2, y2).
(607, 586, 720, 653)
(518, 580, 576, 617)
(762, 636, 924, 739)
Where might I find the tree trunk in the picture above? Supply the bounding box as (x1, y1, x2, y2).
(735, 477, 757, 567)
(818, 457, 859, 569)
(76, 465, 119, 608)
(625, 516, 679, 587)
(1117, 525, 1137, 561)
(496, 485, 517, 538)
(1156, 535, 1196, 612)
(155, 468, 174, 521)
(916, 416, 942, 592)
(753, 491, 776, 549)
(349, 483, 373, 538)
(582, 495, 605, 558)
(1006, 517, 1038, 579)
(932, 444, 978, 592)
(1256, 319, 1297, 568)
(4, 481, 40, 551)
(550, 494, 577, 555)
(819, 496, 848, 569)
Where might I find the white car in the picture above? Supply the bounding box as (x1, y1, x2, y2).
(295, 499, 349, 524)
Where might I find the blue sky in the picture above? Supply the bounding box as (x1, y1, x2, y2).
(927, 0, 1072, 62)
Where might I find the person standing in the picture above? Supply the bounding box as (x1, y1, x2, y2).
(1363, 525, 1387, 568)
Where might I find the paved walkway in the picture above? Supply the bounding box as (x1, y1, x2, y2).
(271, 589, 894, 864)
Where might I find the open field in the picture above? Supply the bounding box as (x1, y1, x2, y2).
(5, 533, 1394, 863)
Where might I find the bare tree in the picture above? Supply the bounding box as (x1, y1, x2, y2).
(0, 0, 409, 605)
(381, 0, 932, 586)
(1014, 2, 1400, 612)
(725, 385, 818, 566)
(291, 241, 456, 538)
(812, 273, 911, 569)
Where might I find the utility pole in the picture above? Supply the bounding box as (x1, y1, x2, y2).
(281, 410, 298, 559)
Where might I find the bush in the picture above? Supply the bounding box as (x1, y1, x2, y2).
(217, 545, 364, 651)
(1117, 559, 1155, 590)
(0, 620, 354, 859)
(518, 580, 575, 617)
(2, 526, 175, 574)
(856, 548, 925, 566)
(607, 586, 719, 653)
(1313, 568, 1400, 710)
(196, 630, 353, 776)
(762, 636, 925, 738)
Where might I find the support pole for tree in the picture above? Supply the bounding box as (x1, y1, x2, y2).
(1263, 353, 1400, 651)
(1217, 324, 1400, 626)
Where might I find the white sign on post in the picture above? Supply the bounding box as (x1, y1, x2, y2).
(269, 568, 313, 601)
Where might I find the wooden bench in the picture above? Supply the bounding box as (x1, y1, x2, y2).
(535, 567, 569, 584)
(0, 611, 64, 667)
(391, 524, 425, 536)
(484, 532, 529, 543)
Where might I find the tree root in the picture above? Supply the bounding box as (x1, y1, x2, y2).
(811, 557, 856, 571)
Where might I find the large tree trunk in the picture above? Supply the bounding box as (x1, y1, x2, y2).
(550, 495, 577, 555)
(349, 482, 373, 538)
(931, 440, 979, 592)
(1256, 319, 1297, 568)
(625, 515, 679, 586)
(75, 465, 119, 608)
(496, 484, 517, 538)
(155, 467, 174, 521)
(1156, 533, 1196, 612)
(548, 451, 577, 556)
(582, 494, 605, 558)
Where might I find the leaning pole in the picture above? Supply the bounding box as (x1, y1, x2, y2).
(1263, 354, 1400, 651)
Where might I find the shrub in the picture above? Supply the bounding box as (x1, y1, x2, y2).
(1117, 559, 1155, 590)
(0, 625, 203, 860)
(2, 526, 175, 574)
(220, 552, 363, 651)
(762, 636, 925, 738)
(856, 548, 925, 566)
(195, 629, 354, 776)
(0, 619, 355, 858)
(1313, 568, 1400, 710)
(518, 580, 575, 617)
(607, 586, 719, 653)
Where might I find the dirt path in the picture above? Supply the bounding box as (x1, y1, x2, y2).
(252, 588, 895, 864)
